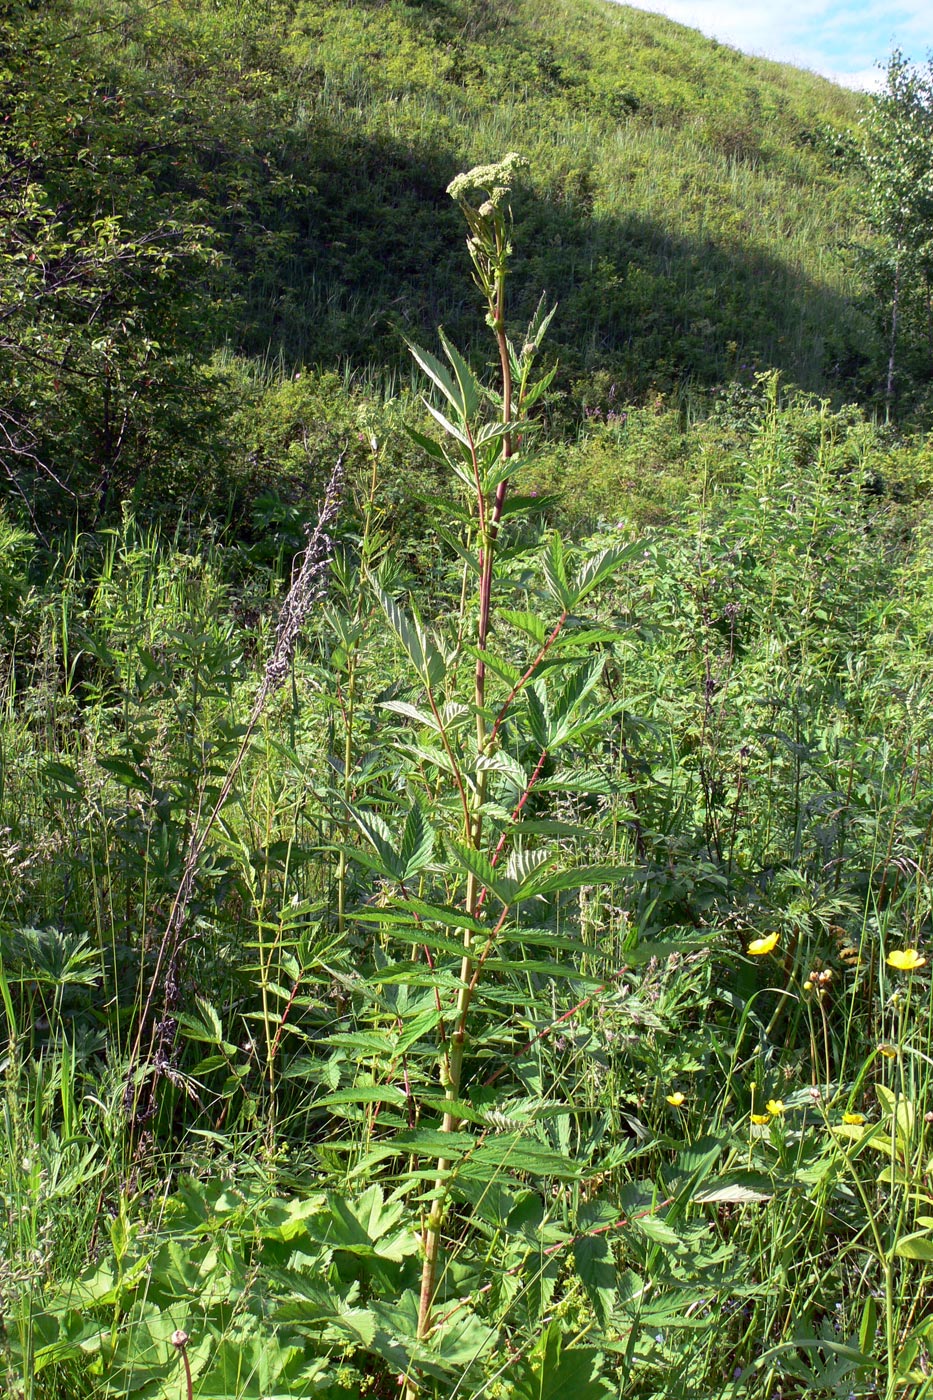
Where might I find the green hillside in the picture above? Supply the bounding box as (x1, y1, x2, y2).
(3, 0, 888, 520)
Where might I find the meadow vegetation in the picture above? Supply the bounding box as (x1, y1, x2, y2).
(3, 1, 933, 1398)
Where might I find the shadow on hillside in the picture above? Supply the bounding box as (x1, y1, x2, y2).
(235, 122, 874, 404)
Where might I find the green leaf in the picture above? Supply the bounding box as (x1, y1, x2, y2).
(423, 396, 471, 446)
(392, 897, 487, 934)
(469, 1136, 581, 1179)
(506, 1320, 613, 1400)
(542, 533, 575, 609)
(380, 699, 441, 731)
(406, 423, 451, 465)
(439, 327, 481, 418)
(399, 800, 435, 880)
(373, 583, 446, 690)
(573, 1216, 617, 1328)
(407, 340, 462, 412)
(346, 804, 401, 879)
(317, 1086, 408, 1108)
(895, 1230, 933, 1260)
(500, 607, 548, 644)
(447, 840, 509, 904)
(518, 863, 626, 898)
(860, 1296, 878, 1356)
(572, 539, 642, 601)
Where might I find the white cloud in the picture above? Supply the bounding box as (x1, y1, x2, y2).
(619, 1, 932, 88)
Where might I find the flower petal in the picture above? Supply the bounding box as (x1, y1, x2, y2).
(887, 949, 927, 971)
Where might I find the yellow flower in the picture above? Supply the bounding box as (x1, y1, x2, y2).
(766, 1099, 785, 1116)
(747, 932, 779, 956)
(842, 1112, 865, 1125)
(750, 1113, 770, 1125)
(666, 1092, 686, 1107)
(886, 949, 927, 971)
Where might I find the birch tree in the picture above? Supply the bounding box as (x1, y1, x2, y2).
(861, 51, 933, 408)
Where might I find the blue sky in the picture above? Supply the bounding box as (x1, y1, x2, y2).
(621, 1, 931, 90)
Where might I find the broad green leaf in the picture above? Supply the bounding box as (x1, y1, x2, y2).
(392, 897, 487, 933)
(506, 1320, 613, 1400)
(345, 804, 400, 879)
(499, 608, 548, 644)
(573, 1240, 616, 1330)
(317, 1086, 408, 1108)
(469, 1136, 580, 1179)
(406, 423, 451, 465)
(423, 397, 470, 446)
(542, 533, 574, 609)
(447, 840, 509, 904)
(694, 1182, 772, 1203)
(380, 699, 441, 730)
(895, 1230, 933, 1260)
(517, 863, 626, 898)
(634, 1211, 681, 1246)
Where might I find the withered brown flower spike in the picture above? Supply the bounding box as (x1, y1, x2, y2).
(125, 455, 346, 1131)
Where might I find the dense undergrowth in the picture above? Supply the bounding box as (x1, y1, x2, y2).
(4, 147, 933, 1392)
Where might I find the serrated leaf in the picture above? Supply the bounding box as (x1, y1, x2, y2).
(573, 1229, 616, 1328)
(694, 1183, 772, 1204)
(380, 699, 440, 731)
(633, 1212, 680, 1246)
(469, 1136, 580, 1179)
(499, 608, 548, 644)
(345, 803, 401, 879)
(406, 423, 451, 465)
(447, 840, 509, 904)
(399, 800, 434, 880)
(407, 340, 461, 411)
(439, 328, 481, 418)
(572, 539, 641, 601)
(424, 397, 470, 446)
(542, 533, 574, 609)
(317, 1086, 408, 1108)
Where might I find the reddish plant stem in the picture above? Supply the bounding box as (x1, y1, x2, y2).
(489, 614, 567, 747)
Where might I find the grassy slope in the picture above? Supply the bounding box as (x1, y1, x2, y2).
(87, 0, 875, 401)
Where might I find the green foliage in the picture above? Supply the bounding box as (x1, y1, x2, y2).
(0, 0, 888, 532)
(5, 18, 933, 1399)
(860, 51, 933, 411)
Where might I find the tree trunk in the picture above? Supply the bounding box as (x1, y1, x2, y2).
(886, 255, 901, 411)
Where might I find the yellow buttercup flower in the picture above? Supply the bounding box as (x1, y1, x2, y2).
(747, 932, 779, 956)
(666, 1092, 686, 1107)
(766, 1099, 785, 1116)
(886, 949, 927, 971)
(842, 1112, 864, 1125)
(750, 1113, 770, 1125)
